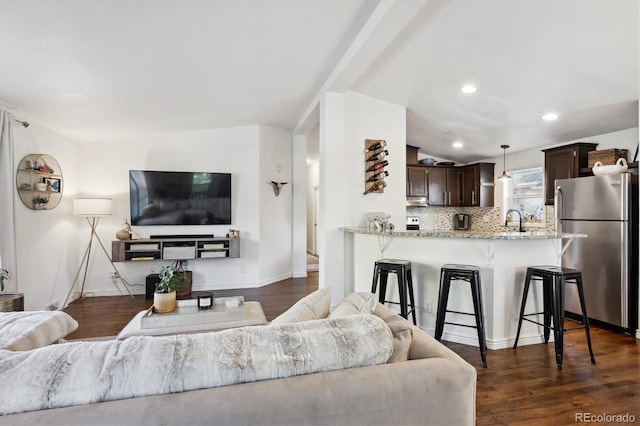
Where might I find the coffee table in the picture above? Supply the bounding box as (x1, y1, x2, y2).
(117, 297, 267, 340)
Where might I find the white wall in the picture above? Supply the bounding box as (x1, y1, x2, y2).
(319, 91, 406, 304)
(306, 161, 319, 254)
(258, 126, 293, 285)
(12, 122, 81, 310)
(291, 134, 308, 277)
(71, 124, 293, 298)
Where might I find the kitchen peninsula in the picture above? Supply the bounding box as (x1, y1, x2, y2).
(342, 227, 586, 349)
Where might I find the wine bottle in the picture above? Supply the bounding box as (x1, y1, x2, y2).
(364, 181, 387, 194)
(366, 149, 389, 162)
(366, 170, 388, 182)
(366, 160, 388, 173)
(364, 140, 387, 153)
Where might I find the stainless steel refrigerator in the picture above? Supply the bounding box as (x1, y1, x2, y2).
(555, 173, 638, 332)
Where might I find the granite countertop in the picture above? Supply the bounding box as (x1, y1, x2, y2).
(341, 227, 586, 240)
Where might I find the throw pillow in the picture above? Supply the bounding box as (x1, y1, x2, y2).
(327, 292, 377, 318)
(270, 287, 331, 325)
(0, 311, 79, 351)
(373, 305, 413, 363)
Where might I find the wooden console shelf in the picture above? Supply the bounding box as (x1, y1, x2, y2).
(112, 237, 240, 262)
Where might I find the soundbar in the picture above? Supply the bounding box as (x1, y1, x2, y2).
(149, 234, 214, 239)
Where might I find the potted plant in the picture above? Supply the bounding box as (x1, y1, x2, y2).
(0, 269, 8, 292)
(32, 194, 49, 210)
(171, 259, 192, 299)
(0, 269, 24, 311)
(153, 266, 186, 313)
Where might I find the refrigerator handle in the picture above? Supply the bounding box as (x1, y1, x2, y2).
(554, 185, 563, 233)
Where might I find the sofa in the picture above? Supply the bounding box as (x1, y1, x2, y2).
(0, 295, 477, 426)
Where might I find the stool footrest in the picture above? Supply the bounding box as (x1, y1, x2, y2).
(444, 321, 480, 329)
(445, 309, 475, 316)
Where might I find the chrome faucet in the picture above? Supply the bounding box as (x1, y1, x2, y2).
(505, 209, 525, 232)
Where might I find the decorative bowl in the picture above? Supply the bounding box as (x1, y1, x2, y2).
(592, 158, 628, 176)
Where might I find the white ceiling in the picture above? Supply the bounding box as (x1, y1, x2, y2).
(0, 0, 638, 163)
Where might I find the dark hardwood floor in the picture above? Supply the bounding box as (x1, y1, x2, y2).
(64, 272, 319, 339)
(64, 272, 639, 425)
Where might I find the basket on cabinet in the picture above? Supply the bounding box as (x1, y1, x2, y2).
(587, 148, 628, 168)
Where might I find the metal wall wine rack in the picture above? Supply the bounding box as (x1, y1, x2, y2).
(364, 139, 388, 194)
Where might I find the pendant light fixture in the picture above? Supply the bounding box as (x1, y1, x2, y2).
(497, 145, 512, 181)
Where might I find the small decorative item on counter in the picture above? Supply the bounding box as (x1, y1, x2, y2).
(34, 182, 47, 191)
(116, 219, 132, 240)
(227, 229, 239, 238)
(224, 297, 242, 308)
(197, 292, 214, 310)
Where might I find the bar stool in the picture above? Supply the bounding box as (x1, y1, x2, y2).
(513, 265, 595, 371)
(435, 264, 487, 368)
(371, 259, 416, 325)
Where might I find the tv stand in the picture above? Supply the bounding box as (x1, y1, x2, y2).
(112, 237, 239, 262)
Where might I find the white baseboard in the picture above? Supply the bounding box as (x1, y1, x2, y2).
(415, 326, 549, 350)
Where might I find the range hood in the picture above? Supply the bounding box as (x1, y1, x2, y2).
(407, 196, 427, 206)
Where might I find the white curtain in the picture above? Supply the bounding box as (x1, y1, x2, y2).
(0, 110, 17, 292)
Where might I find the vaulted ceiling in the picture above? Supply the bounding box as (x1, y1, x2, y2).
(0, 0, 637, 163)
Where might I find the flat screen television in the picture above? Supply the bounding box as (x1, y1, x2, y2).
(129, 170, 231, 225)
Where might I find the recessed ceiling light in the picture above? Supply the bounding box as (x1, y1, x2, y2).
(452, 141, 464, 149)
(460, 84, 477, 94)
(542, 112, 558, 121)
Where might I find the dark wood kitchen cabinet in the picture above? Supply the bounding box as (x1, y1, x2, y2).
(427, 167, 460, 206)
(407, 166, 428, 196)
(460, 163, 495, 207)
(542, 142, 598, 205)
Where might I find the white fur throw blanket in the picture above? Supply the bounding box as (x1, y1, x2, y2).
(0, 314, 393, 415)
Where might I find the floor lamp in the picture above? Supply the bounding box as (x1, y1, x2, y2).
(61, 198, 134, 309)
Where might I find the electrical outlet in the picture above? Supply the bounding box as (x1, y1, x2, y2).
(149, 266, 157, 274)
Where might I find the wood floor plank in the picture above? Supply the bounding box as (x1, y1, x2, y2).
(63, 272, 639, 424)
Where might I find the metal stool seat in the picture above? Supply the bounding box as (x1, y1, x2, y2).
(513, 265, 595, 371)
(435, 264, 487, 368)
(371, 259, 416, 325)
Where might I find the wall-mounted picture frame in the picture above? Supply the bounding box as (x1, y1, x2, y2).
(43, 177, 60, 193)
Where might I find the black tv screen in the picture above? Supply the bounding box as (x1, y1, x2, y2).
(129, 170, 231, 225)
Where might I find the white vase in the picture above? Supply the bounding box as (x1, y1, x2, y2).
(153, 291, 177, 313)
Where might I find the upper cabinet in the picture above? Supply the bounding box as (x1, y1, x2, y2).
(407, 164, 495, 207)
(15, 154, 63, 210)
(460, 163, 495, 207)
(542, 143, 598, 205)
(407, 166, 428, 196)
(427, 167, 460, 206)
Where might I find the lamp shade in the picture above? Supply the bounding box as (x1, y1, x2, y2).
(73, 198, 112, 216)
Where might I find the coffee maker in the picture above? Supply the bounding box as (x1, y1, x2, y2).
(453, 214, 470, 230)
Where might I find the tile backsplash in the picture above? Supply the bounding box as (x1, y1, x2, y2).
(406, 206, 555, 233)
